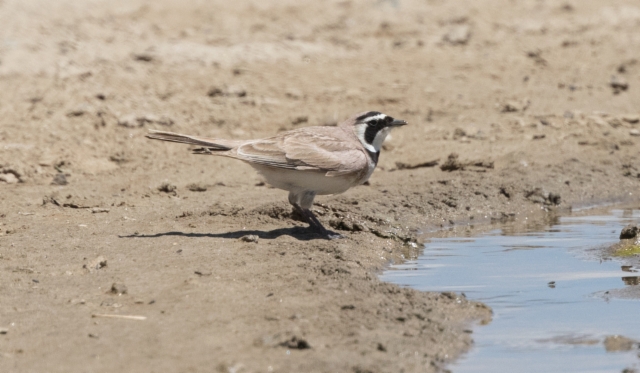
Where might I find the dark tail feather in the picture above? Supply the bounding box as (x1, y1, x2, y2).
(146, 130, 232, 151)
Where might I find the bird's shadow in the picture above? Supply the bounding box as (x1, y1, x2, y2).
(119, 226, 335, 241)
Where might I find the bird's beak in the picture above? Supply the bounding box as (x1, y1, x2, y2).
(390, 119, 407, 127)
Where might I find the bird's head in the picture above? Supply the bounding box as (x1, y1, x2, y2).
(344, 111, 407, 153)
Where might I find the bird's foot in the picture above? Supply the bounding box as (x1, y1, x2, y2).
(294, 205, 345, 240)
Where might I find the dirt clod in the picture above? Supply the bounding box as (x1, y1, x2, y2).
(51, 174, 68, 186)
(501, 100, 529, 113)
(0, 173, 19, 184)
(279, 336, 310, 349)
(187, 183, 207, 192)
(118, 114, 173, 128)
(525, 188, 561, 206)
(158, 183, 177, 194)
(440, 153, 494, 172)
(610, 75, 629, 94)
(395, 159, 439, 170)
(110, 283, 128, 295)
(84, 256, 107, 271)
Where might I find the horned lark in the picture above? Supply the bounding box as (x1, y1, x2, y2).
(146, 111, 407, 239)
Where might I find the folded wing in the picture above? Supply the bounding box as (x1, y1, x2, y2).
(235, 127, 367, 176)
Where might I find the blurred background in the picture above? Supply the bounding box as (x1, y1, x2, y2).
(1, 0, 638, 189)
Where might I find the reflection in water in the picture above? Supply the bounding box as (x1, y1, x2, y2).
(621, 266, 639, 286)
(382, 209, 640, 373)
(499, 214, 561, 237)
(536, 334, 599, 346)
(622, 265, 638, 272)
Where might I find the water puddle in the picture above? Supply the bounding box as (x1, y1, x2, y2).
(381, 209, 640, 372)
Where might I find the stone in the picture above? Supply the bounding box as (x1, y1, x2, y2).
(622, 115, 639, 124)
(443, 25, 471, 45)
(239, 235, 259, 243)
(620, 225, 639, 240)
(0, 173, 19, 184)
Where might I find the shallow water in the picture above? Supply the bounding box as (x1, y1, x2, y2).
(381, 209, 640, 373)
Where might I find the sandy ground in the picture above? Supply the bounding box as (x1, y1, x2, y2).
(1, 0, 640, 372)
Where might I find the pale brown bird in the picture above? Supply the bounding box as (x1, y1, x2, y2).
(146, 111, 407, 239)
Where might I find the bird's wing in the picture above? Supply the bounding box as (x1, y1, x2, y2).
(235, 127, 368, 176)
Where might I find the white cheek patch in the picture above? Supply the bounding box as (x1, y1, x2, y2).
(354, 123, 377, 153)
(371, 127, 391, 152)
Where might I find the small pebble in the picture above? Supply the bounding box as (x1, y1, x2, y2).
(240, 235, 259, 243)
(90, 208, 110, 213)
(622, 115, 640, 124)
(630, 129, 640, 137)
(443, 25, 471, 45)
(132, 53, 154, 62)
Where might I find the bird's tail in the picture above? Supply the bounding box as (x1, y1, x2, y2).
(146, 130, 238, 153)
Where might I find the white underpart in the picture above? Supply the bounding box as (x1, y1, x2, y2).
(354, 122, 392, 153)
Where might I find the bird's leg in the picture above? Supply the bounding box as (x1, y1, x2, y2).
(292, 204, 322, 231)
(289, 191, 343, 240)
(300, 206, 344, 240)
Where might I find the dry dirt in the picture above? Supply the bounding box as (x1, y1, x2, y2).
(1, 0, 640, 372)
